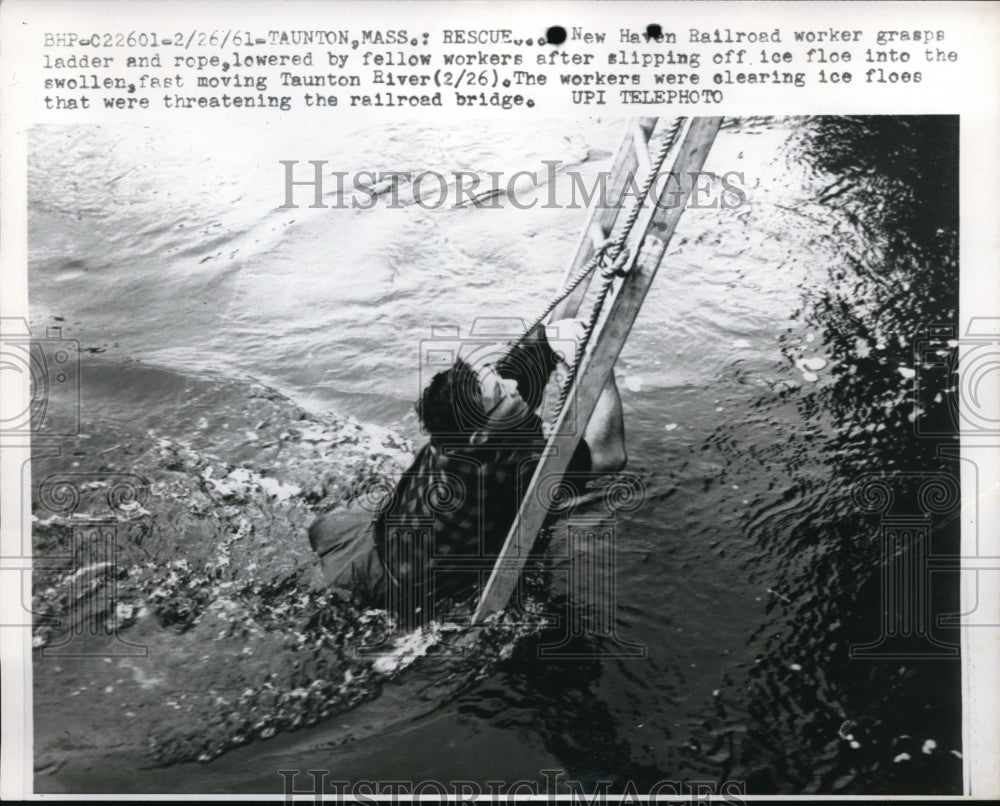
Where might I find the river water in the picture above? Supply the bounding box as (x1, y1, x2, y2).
(28, 116, 962, 794)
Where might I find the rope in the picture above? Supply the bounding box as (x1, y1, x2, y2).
(551, 117, 687, 414)
(503, 119, 687, 366)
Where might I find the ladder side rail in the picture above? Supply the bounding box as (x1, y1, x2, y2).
(555, 115, 657, 291)
(630, 118, 654, 175)
(550, 117, 658, 322)
(591, 119, 696, 337)
(472, 117, 723, 623)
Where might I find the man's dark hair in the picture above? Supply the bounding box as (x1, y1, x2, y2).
(416, 358, 485, 442)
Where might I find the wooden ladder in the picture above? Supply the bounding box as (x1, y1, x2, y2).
(471, 116, 724, 624)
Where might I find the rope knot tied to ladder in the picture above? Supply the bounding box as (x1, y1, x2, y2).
(598, 244, 632, 280)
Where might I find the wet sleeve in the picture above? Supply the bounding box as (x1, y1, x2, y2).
(562, 439, 593, 496)
(567, 438, 592, 475)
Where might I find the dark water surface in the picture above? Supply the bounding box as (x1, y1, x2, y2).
(29, 117, 961, 794)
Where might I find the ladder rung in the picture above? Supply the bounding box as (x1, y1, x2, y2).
(551, 119, 650, 322)
(631, 119, 652, 175)
(589, 223, 609, 253)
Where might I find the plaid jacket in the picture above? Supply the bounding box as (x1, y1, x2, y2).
(373, 415, 590, 610)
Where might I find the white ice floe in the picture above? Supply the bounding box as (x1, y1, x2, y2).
(795, 356, 827, 382)
(297, 426, 333, 443)
(258, 476, 301, 502)
(732, 339, 751, 349)
(372, 629, 441, 674)
(202, 465, 300, 502)
(371, 622, 461, 675)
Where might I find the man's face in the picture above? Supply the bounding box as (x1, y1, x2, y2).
(476, 364, 530, 428)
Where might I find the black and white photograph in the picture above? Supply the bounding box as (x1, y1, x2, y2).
(1, 1, 998, 801)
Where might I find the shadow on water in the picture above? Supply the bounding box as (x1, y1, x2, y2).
(696, 117, 962, 794)
(457, 635, 634, 784)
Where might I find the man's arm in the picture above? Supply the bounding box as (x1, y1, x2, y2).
(550, 318, 627, 475)
(584, 370, 627, 473)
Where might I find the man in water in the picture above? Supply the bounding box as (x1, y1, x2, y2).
(308, 319, 626, 622)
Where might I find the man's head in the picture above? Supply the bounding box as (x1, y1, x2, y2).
(417, 358, 531, 444)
